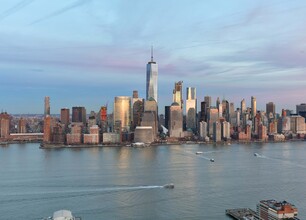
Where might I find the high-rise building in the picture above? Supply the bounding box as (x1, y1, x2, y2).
(207, 108, 219, 136)
(113, 96, 131, 132)
(142, 98, 158, 137)
(132, 100, 144, 130)
(199, 121, 208, 140)
(266, 102, 275, 119)
(164, 106, 170, 129)
(60, 108, 70, 128)
(216, 97, 220, 108)
(0, 112, 10, 139)
(72, 107, 86, 125)
(204, 96, 211, 108)
(186, 87, 197, 132)
(241, 99, 246, 117)
(44, 96, 50, 116)
(169, 102, 183, 138)
(213, 121, 221, 142)
(146, 47, 158, 102)
(296, 103, 306, 115)
(43, 115, 52, 143)
(200, 101, 207, 122)
(251, 96, 256, 119)
(98, 106, 108, 132)
(257, 200, 298, 220)
(222, 121, 230, 140)
(173, 81, 183, 109)
(18, 118, 27, 133)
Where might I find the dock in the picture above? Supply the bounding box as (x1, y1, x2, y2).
(226, 208, 261, 220)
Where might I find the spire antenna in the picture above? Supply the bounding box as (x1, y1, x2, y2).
(151, 45, 153, 62)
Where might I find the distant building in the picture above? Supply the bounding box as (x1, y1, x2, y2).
(169, 102, 183, 138)
(43, 115, 52, 143)
(134, 126, 154, 143)
(44, 96, 50, 116)
(0, 112, 10, 139)
(204, 96, 211, 108)
(238, 124, 251, 141)
(258, 124, 267, 141)
(66, 123, 83, 144)
(146, 47, 158, 102)
(186, 87, 197, 132)
(142, 98, 158, 137)
(84, 125, 99, 144)
(18, 118, 27, 133)
(52, 123, 65, 144)
(213, 121, 221, 142)
(72, 107, 86, 125)
(113, 96, 131, 132)
(266, 102, 275, 119)
(132, 99, 144, 131)
(241, 98, 246, 119)
(200, 101, 207, 122)
(296, 103, 306, 115)
(164, 106, 170, 129)
(257, 200, 298, 220)
(222, 121, 230, 140)
(60, 108, 70, 128)
(98, 106, 108, 132)
(251, 96, 256, 119)
(173, 81, 183, 109)
(207, 108, 219, 136)
(290, 115, 305, 134)
(199, 121, 207, 140)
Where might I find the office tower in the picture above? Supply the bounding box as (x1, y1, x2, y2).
(88, 111, 97, 128)
(132, 100, 144, 130)
(165, 106, 170, 129)
(0, 112, 10, 138)
(199, 121, 208, 140)
(186, 87, 197, 132)
(98, 106, 108, 132)
(218, 103, 223, 118)
(146, 47, 158, 102)
(44, 96, 50, 116)
(258, 124, 267, 140)
(43, 115, 52, 143)
(290, 115, 305, 134)
(173, 81, 183, 109)
(216, 97, 220, 108)
(18, 118, 27, 133)
(60, 108, 70, 127)
(142, 98, 158, 137)
(204, 96, 211, 108)
(213, 121, 221, 142)
(266, 102, 275, 119)
(207, 108, 219, 136)
(113, 96, 131, 132)
(222, 99, 229, 121)
(222, 121, 230, 140)
(169, 102, 183, 138)
(256, 200, 298, 220)
(241, 99, 246, 116)
(72, 107, 86, 125)
(296, 103, 306, 116)
(251, 96, 256, 119)
(200, 101, 207, 122)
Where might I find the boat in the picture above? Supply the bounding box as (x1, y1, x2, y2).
(196, 151, 203, 155)
(163, 183, 175, 189)
(43, 210, 81, 220)
(210, 158, 215, 162)
(254, 153, 259, 157)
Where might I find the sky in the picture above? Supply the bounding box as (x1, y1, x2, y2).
(0, 0, 306, 114)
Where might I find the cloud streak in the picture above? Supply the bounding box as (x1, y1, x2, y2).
(30, 0, 91, 25)
(0, 0, 36, 21)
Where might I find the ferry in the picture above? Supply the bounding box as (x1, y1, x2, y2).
(43, 210, 81, 220)
(196, 151, 203, 155)
(163, 183, 174, 189)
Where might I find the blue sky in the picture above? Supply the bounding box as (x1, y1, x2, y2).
(0, 0, 306, 114)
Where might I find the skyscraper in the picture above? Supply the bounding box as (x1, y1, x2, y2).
(204, 96, 211, 108)
(251, 96, 256, 119)
(173, 81, 183, 109)
(44, 96, 50, 116)
(241, 98, 246, 118)
(113, 96, 131, 132)
(146, 47, 158, 102)
(186, 87, 197, 132)
(169, 102, 183, 138)
(60, 108, 70, 128)
(72, 107, 86, 125)
(266, 102, 275, 119)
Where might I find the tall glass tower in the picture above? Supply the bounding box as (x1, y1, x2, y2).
(146, 47, 158, 102)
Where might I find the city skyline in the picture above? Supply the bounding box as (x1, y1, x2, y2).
(1, 0, 306, 113)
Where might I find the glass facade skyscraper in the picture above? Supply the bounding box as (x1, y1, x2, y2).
(146, 48, 158, 102)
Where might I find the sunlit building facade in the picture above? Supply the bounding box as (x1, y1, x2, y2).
(146, 48, 158, 102)
(186, 87, 197, 132)
(113, 96, 131, 132)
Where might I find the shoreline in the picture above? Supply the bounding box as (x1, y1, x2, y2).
(1, 139, 305, 148)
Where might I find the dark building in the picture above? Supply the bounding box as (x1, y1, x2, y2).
(132, 100, 144, 130)
(60, 108, 70, 128)
(200, 101, 207, 122)
(266, 102, 275, 119)
(164, 106, 170, 129)
(72, 107, 86, 125)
